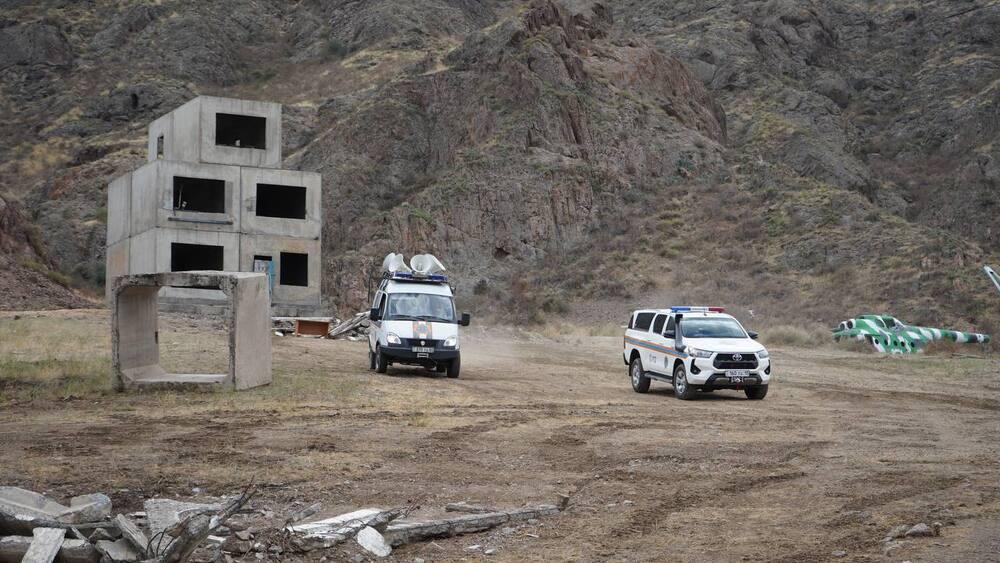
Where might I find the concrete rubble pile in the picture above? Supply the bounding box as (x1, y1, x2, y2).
(271, 312, 370, 340)
(0, 486, 253, 563)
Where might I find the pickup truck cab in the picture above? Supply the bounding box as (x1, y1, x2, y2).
(623, 306, 770, 400)
(368, 255, 471, 378)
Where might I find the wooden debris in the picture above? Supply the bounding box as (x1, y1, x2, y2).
(21, 527, 65, 563)
(328, 312, 369, 339)
(295, 320, 331, 337)
(444, 502, 496, 514)
(383, 505, 560, 547)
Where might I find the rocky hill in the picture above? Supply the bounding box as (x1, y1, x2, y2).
(0, 0, 996, 333)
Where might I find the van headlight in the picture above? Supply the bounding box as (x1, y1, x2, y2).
(444, 335, 458, 349)
(687, 347, 712, 359)
(386, 333, 402, 345)
(758, 349, 769, 359)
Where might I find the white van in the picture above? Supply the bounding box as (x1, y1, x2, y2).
(367, 254, 471, 377)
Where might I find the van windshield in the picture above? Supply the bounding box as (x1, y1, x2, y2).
(680, 318, 746, 338)
(385, 293, 456, 323)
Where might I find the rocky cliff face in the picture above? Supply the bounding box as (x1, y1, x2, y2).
(0, 0, 996, 332)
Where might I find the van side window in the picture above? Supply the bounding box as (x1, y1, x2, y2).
(664, 316, 675, 334)
(634, 312, 655, 331)
(652, 314, 666, 333)
(372, 291, 381, 310)
(377, 294, 387, 317)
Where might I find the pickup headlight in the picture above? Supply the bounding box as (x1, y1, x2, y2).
(687, 347, 713, 359)
(757, 349, 770, 359)
(386, 333, 402, 345)
(444, 335, 458, 348)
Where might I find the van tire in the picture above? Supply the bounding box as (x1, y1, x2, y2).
(673, 363, 695, 400)
(374, 346, 388, 374)
(630, 356, 650, 393)
(745, 385, 768, 400)
(369, 348, 376, 370)
(447, 356, 461, 378)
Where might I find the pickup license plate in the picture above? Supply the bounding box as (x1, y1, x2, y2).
(727, 369, 750, 382)
(412, 346, 434, 353)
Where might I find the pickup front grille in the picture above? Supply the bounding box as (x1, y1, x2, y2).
(713, 353, 758, 370)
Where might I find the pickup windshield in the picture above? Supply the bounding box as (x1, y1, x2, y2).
(385, 293, 456, 323)
(680, 318, 746, 338)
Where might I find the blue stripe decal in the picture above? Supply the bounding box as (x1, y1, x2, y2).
(625, 336, 688, 358)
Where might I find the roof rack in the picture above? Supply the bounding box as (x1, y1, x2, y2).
(383, 270, 449, 284)
(670, 306, 725, 313)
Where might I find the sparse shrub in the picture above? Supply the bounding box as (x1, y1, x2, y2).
(325, 39, 352, 60)
(762, 324, 830, 347)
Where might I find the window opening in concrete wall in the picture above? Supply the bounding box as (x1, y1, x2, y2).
(171, 243, 224, 272)
(173, 176, 226, 213)
(215, 113, 266, 149)
(256, 183, 307, 219)
(156, 134, 164, 158)
(280, 252, 308, 286)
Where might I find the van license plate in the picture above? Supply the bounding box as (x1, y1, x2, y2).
(412, 346, 434, 353)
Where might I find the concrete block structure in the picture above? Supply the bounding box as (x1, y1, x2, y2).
(107, 96, 322, 314)
(111, 271, 272, 391)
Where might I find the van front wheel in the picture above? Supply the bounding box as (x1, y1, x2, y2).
(374, 346, 388, 374)
(447, 355, 461, 378)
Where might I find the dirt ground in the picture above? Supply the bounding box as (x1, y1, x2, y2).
(1, 309, 999, 562)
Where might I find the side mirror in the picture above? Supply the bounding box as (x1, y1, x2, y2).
(748, 330, 759, 340)
(675, 344, 686, 353)
(459, 312, 471, 327)
(663, 330, 676, 339)
(369, 308, 380, 321)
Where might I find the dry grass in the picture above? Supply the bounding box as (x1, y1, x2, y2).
(760, 324, 833, 348)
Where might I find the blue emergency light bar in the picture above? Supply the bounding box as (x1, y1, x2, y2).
(670, 306, 725, 313)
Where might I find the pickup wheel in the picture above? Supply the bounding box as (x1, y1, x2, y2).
(629, 357, 650, 393)
(673, 363, 696, 400)
(374, 346, 388, 374)
(446, 355, 461, 378)
(745, 385, 768, 400)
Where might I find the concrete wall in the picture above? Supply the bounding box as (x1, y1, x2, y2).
(130, 160, 242, 236)
(240, 235, 321, 306)
(147, 97, 200, 164)
(105, 239, 130, 301)
(112, 285, 163, 390)
(239, 167, 322, 238)
(230, 274, 273, 390)
(107, 172, 131, 245)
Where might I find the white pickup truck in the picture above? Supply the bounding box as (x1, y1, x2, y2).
(622, 306, 771, 400)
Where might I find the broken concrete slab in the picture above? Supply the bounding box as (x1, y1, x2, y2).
(66, 493, 112, 524)
(95, 538, 140, 562)
(445, 502, 496, 514)
(0, 487, 70, 521)
(114, 513, 149, 557)
(288, 508, 383, 539)
(144, 498, 222, 540)
(0, 536, 99, 563)
(0, 488, 110, 525)
(383, 505, 560, 547)
(356, 526, 391, 558)
(22, 527, 65, 563)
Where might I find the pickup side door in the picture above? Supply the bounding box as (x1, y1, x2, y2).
(646, 314, 669, 375)
(627, 312, 655, 366)
(660, 315, 677, 374)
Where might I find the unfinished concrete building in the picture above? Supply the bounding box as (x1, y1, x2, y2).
(106, 96, 322, 315)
